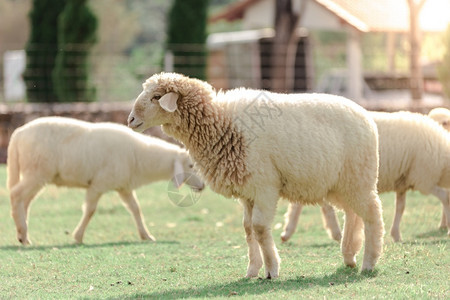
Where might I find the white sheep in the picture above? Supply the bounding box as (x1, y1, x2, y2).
(282, 110, 450, 243)
(428, 107, 450, 230)
(127, 72, 384, 278)
(7, 116, 204, 245)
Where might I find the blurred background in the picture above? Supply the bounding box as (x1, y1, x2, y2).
(1, 0, 450, 106)
(1, 0, 450, 162)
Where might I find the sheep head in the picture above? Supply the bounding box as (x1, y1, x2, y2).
(128, 72, 215, 133)
(428, 107, 450, 131)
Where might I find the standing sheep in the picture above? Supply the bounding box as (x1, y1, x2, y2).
(128, 72, 384, 278)
(282, 111, 450, 243)
(7, 116, 204, 245)
(428, 107, 450, 230)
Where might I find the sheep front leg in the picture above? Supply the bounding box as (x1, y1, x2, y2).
(341, 209, 364, 268)
(390, 191, 406, 242)
(240, 199, 263, 278)
(73, 189, 102, 244)
(431, 186, 450, 235)
(320, 202, 342, 242)
(252, 197, 280, 279)
(281, 203, 302, 242)
(118, 190, 155, 241)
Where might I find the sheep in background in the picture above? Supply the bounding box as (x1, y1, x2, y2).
(281, 202, 341, 243)
(428, 107, 450, 131)
(282, 111, 450, 243)
(428, 107, 450, 230)
(7, 116, 204, 245)
(128, 72, 384, 277)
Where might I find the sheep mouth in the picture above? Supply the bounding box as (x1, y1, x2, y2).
(129, 122, 144, 131)
(191, 186, 204, 193)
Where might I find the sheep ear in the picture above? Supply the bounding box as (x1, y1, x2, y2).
(159, 92, 179, 112)
(172, 158, 185, 188)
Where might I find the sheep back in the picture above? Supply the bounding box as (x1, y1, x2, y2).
(174, 87, 379, 203)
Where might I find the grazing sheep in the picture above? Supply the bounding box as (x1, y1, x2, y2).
(282, 111, 450, 243)
(428, 107, 450, 131)
(128, 72, 384, 277)
(7, 116, 204, 245)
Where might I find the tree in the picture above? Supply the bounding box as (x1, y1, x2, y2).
(438, 25, 450, 99)
(270, 0, 306, 92)
(52, 0, 98, 102)
(23, 0, 68, 102)
(407, 0, 427, 102)
(166, 0, 210, 80)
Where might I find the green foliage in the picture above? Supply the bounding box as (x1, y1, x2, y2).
(0, 166, 448, 298)
(23, 0, 97, 103)
(23, 0, 69, 102)
(166, 0, 210, 79)
(52, 0, 98, 102)
(438, 25, 450, 99)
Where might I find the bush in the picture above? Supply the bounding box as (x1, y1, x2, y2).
(23, 0, 68, 102)
(52, 0, 98, 102)
(166, 0, 209, 80)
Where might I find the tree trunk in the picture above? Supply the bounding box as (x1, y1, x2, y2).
(270, 0, 305, 92)
(407, 0, 426, 102)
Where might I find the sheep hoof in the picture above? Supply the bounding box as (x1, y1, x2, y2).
(142, 235, 156, 242)
(245, 266, 261, 278)
(280, 233, 289, 242)
(331, 232, 342, 242)
(19, 238, 31, 246)
(390, 231, 401, 242)
(245, 271, 259, 278)
(265, 270, 279, 279)
(344, 257, 357, 268)
(361, 264, 374, 272)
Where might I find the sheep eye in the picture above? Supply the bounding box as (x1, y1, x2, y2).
(152, 95, 161, 101)
(189, 164, 194, 168)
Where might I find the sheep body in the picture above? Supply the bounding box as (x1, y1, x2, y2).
(7, 116, 203, 245)
(128, 72, 384, 277)
(282, 110, 450, 242)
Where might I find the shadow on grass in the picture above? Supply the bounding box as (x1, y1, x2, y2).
(0, 240, 179, 252)
(413, 228, 449, 239)
(116, 267, 378, 299)
(280, 240, 339, 249)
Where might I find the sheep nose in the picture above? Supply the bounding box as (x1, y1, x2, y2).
(127, 116, 135, 126)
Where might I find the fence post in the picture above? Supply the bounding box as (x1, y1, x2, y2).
(164, 51, 174, 72)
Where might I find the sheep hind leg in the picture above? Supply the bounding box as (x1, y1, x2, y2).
(431, 186, 450, 236)
(252, 196, 280, 279)
(10, 177, 43, 245)
(281, 202, 303, 242)
(118, 190, 155, 241)
(73, 189, 102, 244)
(240, 199, 263, 278)
(390, 191, 406, 242)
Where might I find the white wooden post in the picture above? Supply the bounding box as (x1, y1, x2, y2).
(164, 51, 174, 72)
(346, 27, 363, 101)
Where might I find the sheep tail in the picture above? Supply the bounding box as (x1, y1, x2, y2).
(6, 133, 20, 190)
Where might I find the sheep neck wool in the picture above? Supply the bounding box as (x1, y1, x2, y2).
(160, 79, 251, 197)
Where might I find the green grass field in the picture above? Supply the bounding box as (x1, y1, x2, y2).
(0, 165, 448, 299)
